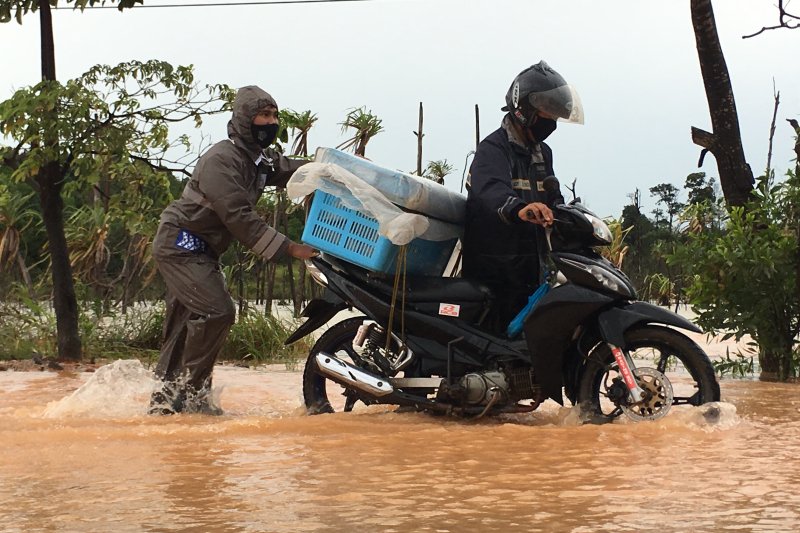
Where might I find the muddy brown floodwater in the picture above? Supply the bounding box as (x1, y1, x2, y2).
(2, 360, 800, 533)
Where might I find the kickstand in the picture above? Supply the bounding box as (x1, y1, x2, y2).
(343, 391, 358, 412)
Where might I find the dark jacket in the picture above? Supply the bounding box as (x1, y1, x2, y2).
(462, 116, 563, 296)
(153, 86, 305, 264)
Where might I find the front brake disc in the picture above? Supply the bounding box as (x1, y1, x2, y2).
(621, 367, 674, 422)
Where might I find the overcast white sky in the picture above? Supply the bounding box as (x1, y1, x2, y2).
(1, 0, 798, 217)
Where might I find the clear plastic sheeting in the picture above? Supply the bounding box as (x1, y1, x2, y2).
(314, 148, 466, 224)
(287, 157, 464, 245)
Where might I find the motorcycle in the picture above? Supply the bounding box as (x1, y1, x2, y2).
(285, 184, 720, 423)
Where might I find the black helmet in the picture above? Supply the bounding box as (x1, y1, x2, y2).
(502, 61, 584, 126)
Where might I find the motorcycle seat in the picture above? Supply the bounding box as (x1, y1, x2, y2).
(322, 255, 493, 304)
(373, 275, 493, 304)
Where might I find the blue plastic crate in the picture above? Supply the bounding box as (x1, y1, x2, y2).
(301, 190, 456, 275)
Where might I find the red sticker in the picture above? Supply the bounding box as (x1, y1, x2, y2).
(438, 303, 461, 317)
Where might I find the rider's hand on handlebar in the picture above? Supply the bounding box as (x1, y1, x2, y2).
(519, 202, 554, 226)
(288, 242, 319, 260)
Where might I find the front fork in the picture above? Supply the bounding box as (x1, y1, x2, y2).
(608, 343, 645, 403)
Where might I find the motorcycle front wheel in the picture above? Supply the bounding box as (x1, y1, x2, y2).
(577, 325, 720, 423)
(302, 316, 372, 415)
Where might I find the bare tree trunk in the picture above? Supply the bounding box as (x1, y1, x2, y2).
(116, 234, 147, 314)
(279, 215, 300, 317)
(40, 3, 56, 81)
(789, 119, 800, 175)
(475, 104, 480, 150)
(690, 0, 755, 207)
(297, 258, 307, 310)
(264, 262, 277, 316)
(38, 163, 82, 361)
(264, 201, 281, 316)
(16, 253, 35, 299)
(790, 119, 800, 338)
(236, 245, 245, 316)
(254, 260, 262, 306)
(765, 85, 780, 177)
(356, 134, 367, 157)
(415, 102, 424, 176)
(285, 256, 298, 317)
(37, 5, 81, 360)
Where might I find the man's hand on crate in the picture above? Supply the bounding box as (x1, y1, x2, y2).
(288, 242, 320, 260)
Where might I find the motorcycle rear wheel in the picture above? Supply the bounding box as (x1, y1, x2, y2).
(302, 316, 371, 415)
(577, 325, 720, 423)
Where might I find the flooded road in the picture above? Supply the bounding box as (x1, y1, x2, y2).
(2, 361, 800, 533)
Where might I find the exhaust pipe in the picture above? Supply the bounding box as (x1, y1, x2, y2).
(315, 353, 394, 397)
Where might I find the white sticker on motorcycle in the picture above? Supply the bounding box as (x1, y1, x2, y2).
(439, 303, 460, 317)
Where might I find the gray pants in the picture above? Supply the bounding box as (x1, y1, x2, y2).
(154, 259, 236, 389)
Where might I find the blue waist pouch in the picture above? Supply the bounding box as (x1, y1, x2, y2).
(174, 229, 208, 254)
(506, 282, 551, 339)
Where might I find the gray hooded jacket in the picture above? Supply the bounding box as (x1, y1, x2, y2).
(153, 86, 306, 264)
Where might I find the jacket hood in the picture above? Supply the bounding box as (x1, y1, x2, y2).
(227, 85, 278, 155)
(502, 113, 532, 152)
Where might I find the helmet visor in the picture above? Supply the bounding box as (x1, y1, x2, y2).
(528, 84, 584, 125)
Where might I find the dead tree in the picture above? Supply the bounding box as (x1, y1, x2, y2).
(414, 102, 424, 176)
(743, 0, 800, 38)
(690, 0, 755, 208)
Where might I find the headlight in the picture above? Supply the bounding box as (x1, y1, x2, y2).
(583, 213, 613, 244)
(305, 260, 328, 286)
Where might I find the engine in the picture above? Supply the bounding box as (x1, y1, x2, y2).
(460, 371, 509, 405)
(457, 367, 540, 406)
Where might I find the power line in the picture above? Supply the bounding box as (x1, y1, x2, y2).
(54, 0, 380, 9)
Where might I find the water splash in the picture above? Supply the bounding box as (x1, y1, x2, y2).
(552, 401, 739, 429)
(43, 360, 157, 418)
(663, 401, 740, 430)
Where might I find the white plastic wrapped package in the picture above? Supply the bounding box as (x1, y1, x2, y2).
(313, 147, 466, 224)
(287, 161, 463, 246)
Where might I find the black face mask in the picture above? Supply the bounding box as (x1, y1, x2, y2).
(251, 123, 279, 148)
(529, 117, 557, 142)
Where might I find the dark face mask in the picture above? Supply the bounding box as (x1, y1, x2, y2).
(529, 117, 557, 142)
(251, 123, 279, 148)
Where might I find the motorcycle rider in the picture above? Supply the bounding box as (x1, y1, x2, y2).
(462, 61, 584, 335)
(149, 85, 318, 415)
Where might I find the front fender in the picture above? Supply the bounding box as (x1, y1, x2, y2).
(597, 302, 701, 348)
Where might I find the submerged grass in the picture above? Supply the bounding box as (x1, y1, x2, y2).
(0, 303, 56, 360)
(221, 311, 312, 368)
(81, 305, 165, 364)
(712, 346, 757, 379)
(0, 302, 312, 368)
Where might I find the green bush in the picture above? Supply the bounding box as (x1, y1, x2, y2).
(668, 172, 800, 380)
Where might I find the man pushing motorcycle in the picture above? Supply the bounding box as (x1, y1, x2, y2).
(149, 86, 318, 415)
